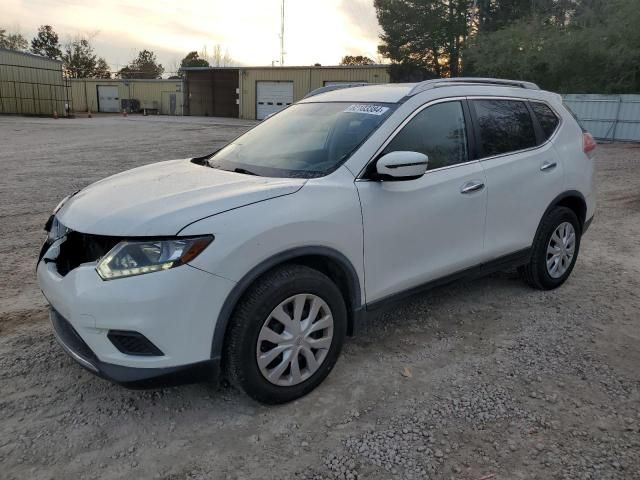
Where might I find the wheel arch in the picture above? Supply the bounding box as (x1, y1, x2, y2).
(210, 246, 363, 361)
(543, 191, 587, 230)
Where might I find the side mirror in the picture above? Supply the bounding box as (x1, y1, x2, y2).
(375, 151, 428, 180)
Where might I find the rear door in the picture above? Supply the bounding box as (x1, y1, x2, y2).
(256, 81, 293, 120)
(357, 99, 488, 303)
(97, 85, 120, 113)
(470, 98, 564, 258)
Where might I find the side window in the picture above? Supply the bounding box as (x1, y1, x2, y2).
(382, 101, 468, 170)
(472, 100, 537, 157)
(530, 102, 560, 140)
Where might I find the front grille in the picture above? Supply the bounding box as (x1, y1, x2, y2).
(55, 231, 121, 276)
(107, 331, 164, 356)
(50, 308, 98, 365)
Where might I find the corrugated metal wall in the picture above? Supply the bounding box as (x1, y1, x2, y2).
(0, 48, 69, 115)
(69, 79, 183, 114)
(239, 66, 390, 120)
(186, 72, 214, 116)
(563, 94, 640, 142)
(184, 69, 238, 117)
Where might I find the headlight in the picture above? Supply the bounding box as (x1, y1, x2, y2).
(47, 216, 70, 243)
(96, 236, 213, 280)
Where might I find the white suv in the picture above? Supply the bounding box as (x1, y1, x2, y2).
(38, 78, 596, 403)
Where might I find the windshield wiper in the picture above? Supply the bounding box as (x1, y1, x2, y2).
(233, 167, 260, 176)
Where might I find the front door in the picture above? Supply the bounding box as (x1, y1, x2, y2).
(357, 100, 488, 304)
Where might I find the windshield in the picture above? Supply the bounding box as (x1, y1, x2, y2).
(207, 102, 396, 178)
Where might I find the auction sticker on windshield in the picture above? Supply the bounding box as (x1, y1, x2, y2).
(344, 104, 390, 116)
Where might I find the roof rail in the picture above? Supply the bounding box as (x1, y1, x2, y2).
(408, 77, 540, 96)
(303, 83, 370, 99)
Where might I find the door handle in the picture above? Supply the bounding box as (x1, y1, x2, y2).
(540, 161, 557, 172)
(460, 181, 485, 194)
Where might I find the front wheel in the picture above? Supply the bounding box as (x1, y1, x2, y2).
(224, 265, 347, 404)
(520, 206, 581, 290)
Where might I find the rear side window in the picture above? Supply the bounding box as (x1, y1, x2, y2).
(382, 101, 468, 170)
(531, 102, 560, 140)
(472, 100, 537, 157)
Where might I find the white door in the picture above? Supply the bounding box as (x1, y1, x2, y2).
(469, 99, 564, 258)
(357, 100, 488, 303)
(256, 81, 293, 120)
(97, 86, 120, 113)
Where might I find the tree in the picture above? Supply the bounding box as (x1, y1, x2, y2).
(60, 37, 110, 78)
(200, 44, 234, 67)
(178, 51, 209, 77)
(180, 51, 209, 69)
(340, 55, 375, 65)
(465, 0, 640, 93)
(375, 0, 474, 79)
(30, 25, 62, 59)
(118, 49, 164, 79)
(373, 0, 635, 88)
(0, 29, 28, 51)
(93, 57, 111, 79)
(62, 38, 98, 78)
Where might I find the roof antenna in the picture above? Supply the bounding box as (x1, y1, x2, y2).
(279, 0, 285, 66)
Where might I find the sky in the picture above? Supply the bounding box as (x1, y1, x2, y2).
(4, 0, 383, 75)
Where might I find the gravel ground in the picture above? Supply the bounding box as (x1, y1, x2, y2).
(1, 115, 639, 480)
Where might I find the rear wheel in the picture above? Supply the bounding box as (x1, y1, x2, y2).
(224, 265, 347, 404)
(520, 206, 581, 290)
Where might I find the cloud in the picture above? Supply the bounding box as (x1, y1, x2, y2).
(3, 0, 381, 70)
(338, 0, 381, 45)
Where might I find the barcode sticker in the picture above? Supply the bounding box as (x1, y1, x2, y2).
(343, 104, 389, 116)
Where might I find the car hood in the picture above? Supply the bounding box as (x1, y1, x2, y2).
(56, 159, 305, 236)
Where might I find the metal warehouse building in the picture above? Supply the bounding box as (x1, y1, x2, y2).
(182, 65, 390, 120)
(0, 48, 71, 116)
(69, 79, 184, 115)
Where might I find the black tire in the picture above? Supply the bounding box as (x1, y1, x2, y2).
(224, 264, 347, 404)
(520, 206, 581, 290)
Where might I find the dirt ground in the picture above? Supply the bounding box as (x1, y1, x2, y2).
(1, 115, 639, 480)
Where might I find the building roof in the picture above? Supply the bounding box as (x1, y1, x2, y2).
(0, 47, 63, 64)
(67, 78, 182, 83)
(180, 64, 389, 71)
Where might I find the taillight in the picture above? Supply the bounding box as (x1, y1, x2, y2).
(583, 132, 597, 154)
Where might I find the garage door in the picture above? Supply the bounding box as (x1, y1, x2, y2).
(97, 86, 120, 113)
(256, 81, 293, 120)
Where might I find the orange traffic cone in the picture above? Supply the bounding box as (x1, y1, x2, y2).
(122, 109, 128, 117)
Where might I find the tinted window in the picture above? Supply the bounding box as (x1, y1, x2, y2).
(382, 101, 468, 170)
(531, 102, 560, 140)
(473, 100, 537, 157)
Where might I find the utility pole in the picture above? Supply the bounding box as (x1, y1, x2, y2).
(279, 0, 285, 66)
